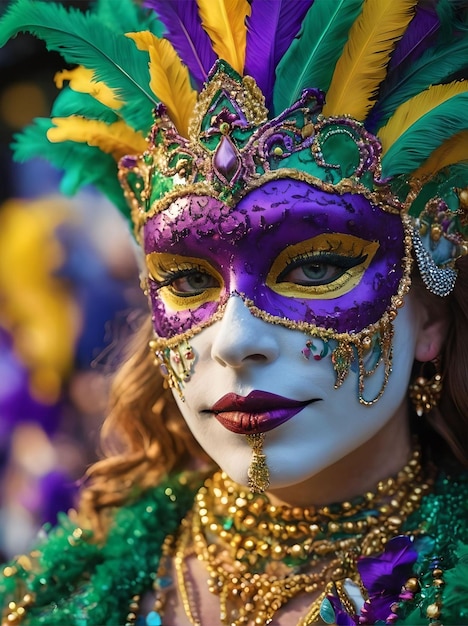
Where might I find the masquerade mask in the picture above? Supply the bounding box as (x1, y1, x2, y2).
(120, 70, 416, 403)
(144, 181, 408, 340)
(5, 1, 468, 404)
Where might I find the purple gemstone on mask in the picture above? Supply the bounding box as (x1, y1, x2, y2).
(213, 136, 240, 181)
(120, 155, 138, 168)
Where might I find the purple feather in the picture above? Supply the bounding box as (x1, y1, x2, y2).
(144, 0, 216, 88)
(388, 5, 440, 73)
(245, 0, 315, 108)
(357, 536, 418, 624)
(366, 4, 440, 131)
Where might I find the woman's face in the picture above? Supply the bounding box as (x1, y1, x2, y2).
(143, 178, 417, 488)
(171, 294, 419, 488)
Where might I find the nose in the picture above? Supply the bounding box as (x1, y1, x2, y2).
(211, 295, 280, 368)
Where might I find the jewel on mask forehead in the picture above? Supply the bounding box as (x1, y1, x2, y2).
(119, 64, 391, 232)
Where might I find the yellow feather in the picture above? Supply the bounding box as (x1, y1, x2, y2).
(196, 0, 251, 74)
(54, 67, 123, 109)
(127, 31, 197, 138)
(378, 81, 468, 153)
(411, 131, 468, 181)
(47, 117, 147, 160)
(323, 0, 417, 120)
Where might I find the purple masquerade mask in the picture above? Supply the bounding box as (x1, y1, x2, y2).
(143, 178, 409, 344)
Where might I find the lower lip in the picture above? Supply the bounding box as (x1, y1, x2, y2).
(214, 405, 309, 435)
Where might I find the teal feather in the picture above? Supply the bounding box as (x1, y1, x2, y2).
(13, 118, 130, 220)
(443, 542, 468, 615)
(375, 37, 468, 130)
(381, 92, 468, 177)
(62, 160, 129, 222)
(273, 0, 364, 114)
(95, 0, 164, 37)
(12, 118, 55, 163)
(51, 88, 120, 124)
(0, 0, 157, 131)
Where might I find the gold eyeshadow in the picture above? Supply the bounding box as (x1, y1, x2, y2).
(266, 234, 379, 299)
(146, 252, 224, 311)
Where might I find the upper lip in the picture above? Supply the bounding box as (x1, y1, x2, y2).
(210, 390, 313, 413)
(207, 390, 319, 435)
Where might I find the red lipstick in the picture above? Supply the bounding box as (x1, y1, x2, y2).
(210, 390, 315, 435)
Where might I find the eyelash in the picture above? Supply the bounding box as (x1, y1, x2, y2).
(151, 264, 207, 290)
(277, 251, 367, 282)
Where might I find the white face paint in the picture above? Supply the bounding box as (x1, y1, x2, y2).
(173, 293, 420, 491)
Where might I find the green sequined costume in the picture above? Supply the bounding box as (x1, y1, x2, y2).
(1, 471, 468, 626)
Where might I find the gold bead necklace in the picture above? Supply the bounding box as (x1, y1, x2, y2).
(155, 448, 432, 626)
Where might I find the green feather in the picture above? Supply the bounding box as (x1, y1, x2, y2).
(51, 88, 119, 124)
(0, 0, 157, 131)
(13, 119, 130, 221)
(375, 37, 468, 130)
(62, 160, 130, 224)
(443, 541, 468, 610)
(273, 0, 364, 114)
(381, 92, 468, 177)
(95, 0, 164, 37)
(12, 118, 55, 163)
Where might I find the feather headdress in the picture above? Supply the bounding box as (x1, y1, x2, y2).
(1, 0, 468, 294)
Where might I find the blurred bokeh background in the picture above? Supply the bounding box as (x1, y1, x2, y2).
(0, 4, 145, 561)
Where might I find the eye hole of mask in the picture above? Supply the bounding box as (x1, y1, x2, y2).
(267, 234, 379, 299)
(146, 252, 224, 310)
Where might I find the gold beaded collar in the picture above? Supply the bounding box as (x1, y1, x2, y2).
(153, 448, 433, 626)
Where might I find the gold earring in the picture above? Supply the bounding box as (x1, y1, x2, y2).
(408, 358, 443, 416)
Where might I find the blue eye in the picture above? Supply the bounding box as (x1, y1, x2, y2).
(171, 271, 218, 295)
(277, 253, 367, 286)
(155, 268, 219, 296)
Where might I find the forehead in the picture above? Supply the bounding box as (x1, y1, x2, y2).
(143, 178, 403, 257)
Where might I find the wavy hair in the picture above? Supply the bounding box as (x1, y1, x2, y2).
(78, 317, 210, 538)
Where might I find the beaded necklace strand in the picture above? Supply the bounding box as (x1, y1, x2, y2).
(2, 465, 468, 626)
(152, 448, 433, 625)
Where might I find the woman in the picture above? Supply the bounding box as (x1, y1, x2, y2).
(1, 0, 468, 624)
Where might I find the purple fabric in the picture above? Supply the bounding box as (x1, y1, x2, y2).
(245, 0, 315, 106)
(327, 596, 359, 626)
(143, 179, 405, 340)
(144, 0, 216, 87)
